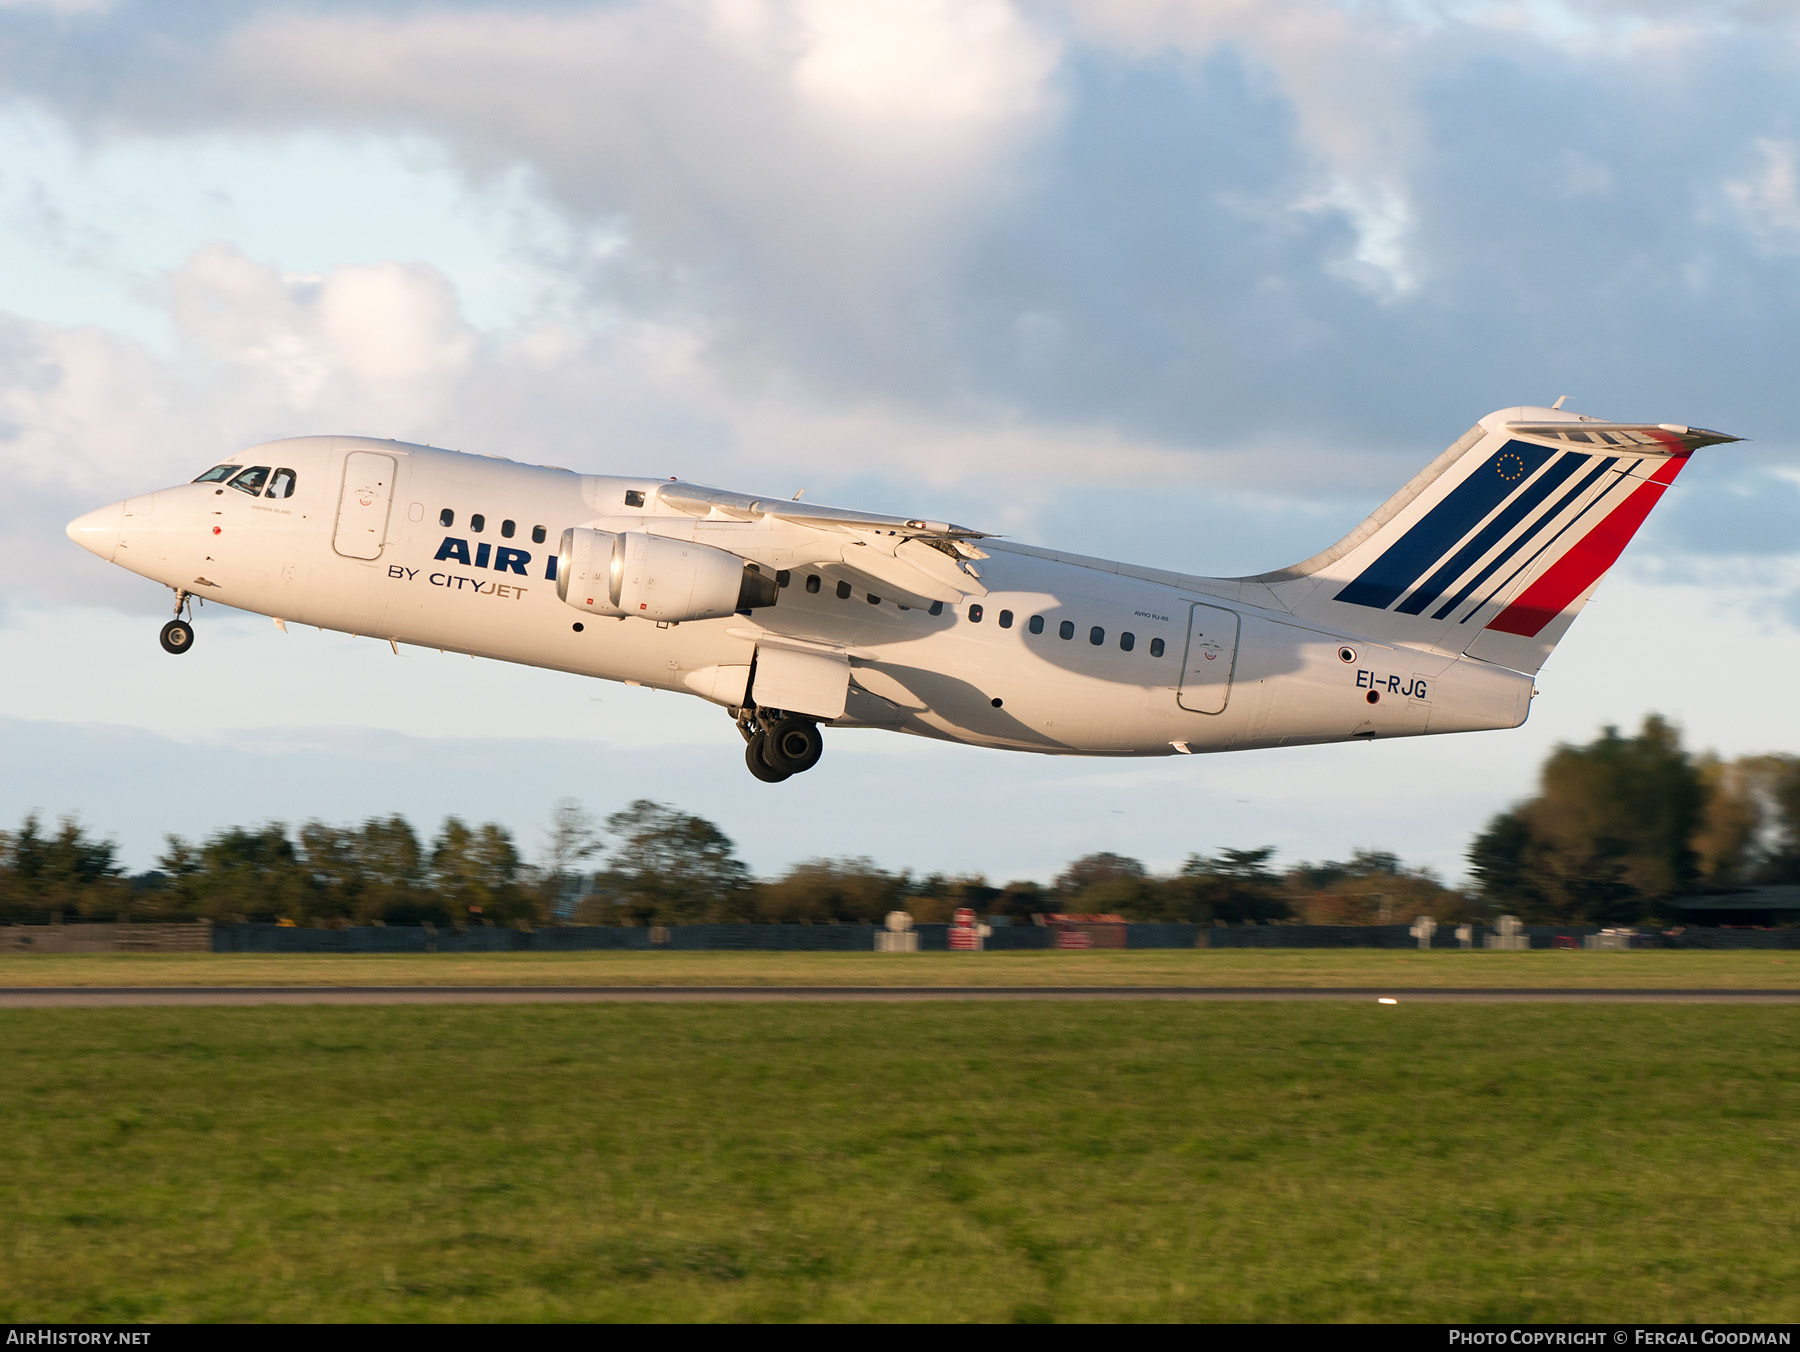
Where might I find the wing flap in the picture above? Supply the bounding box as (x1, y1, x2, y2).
(659, 481, 984, 538)
(838, 542, 973, 606)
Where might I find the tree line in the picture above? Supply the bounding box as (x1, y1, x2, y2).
(1470, 714, 1800, 925)
(3, 715, 1796, 929)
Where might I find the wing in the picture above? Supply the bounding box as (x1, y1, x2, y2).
(651, 480, 992, 607)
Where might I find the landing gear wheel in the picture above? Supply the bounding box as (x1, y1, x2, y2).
(745, 730, 792, 783)
(159, 619, 196, 655)
(765, 716, 823, 775)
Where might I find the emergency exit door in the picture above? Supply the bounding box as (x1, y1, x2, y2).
(332, 451, 396, 560)
(1176, 602, 1240, 714)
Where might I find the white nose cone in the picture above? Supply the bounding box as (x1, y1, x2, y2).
(66, 502, 124, 562)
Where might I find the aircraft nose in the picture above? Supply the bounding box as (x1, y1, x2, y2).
(66, 502, 125, 563)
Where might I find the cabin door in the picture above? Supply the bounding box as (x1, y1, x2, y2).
(332, 452, 396, 560)
(1176, 602, 1240, 714)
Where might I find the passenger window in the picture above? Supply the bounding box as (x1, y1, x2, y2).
(806, 575, 821, 594)
(1029, 615, 1044, 635)
(1150, 637, 1165, 657)
(929, 601, 944, 616)
(193, 465, 239, 484)
(1090, 627, 1105, 646)
(999, 610, 1013, 629)
(531, 525, 546, 544)
(1059, 620, 1074, 640)
(1120, 632, 1135, 652)
(471, 514, 486, 533)
(968, 604, 983, 623)
(777, 570, 791, 588)
(227, 466, 270, 495)
(440, 508, 454, 527)
(501, 520, 516, 538)
(265, 468, 297, 499)
(867, 593, 881, 605)
(837, 580, 852, 600)
(624, 490, 645, 508)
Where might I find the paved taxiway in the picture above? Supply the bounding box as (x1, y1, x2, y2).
(3, 985, 1799, 1006)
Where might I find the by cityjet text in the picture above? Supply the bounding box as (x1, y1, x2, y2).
(6, 1335, 150, 1345)
(1449, 1335, 1791, 1347)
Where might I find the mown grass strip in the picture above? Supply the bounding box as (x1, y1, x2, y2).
(3, 949, 1799, 989)
(1, 1003, 1795, 1322)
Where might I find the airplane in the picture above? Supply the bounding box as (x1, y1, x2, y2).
(65, 405, 1736, 782)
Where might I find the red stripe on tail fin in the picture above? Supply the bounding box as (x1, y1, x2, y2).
(1485, 452, 1689, 638)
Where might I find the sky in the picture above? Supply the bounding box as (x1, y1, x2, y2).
(3, 0, 1800, 884)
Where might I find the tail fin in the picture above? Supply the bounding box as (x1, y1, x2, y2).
(1253, 406, 1739, 674)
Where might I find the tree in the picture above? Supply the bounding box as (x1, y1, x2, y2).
(1180, 847, 1292, 925)
(538, 799, 603, 922)
(1052, 852, 1164, 918)
(1287, 848, 1471, 925)
(1468, 810, 1546, 916)
(298, 816, 434, 923)
(1054, 853, 1145, 893)
(430, 817, 534, 925)
(1468, 715, 1706, 923)
(157, 824, 316, 922)
(0, 813, 129, 923)
(596, 800, 751, 924)
(757, 857, 909, 924)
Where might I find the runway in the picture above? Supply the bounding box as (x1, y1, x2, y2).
(2, 985, 1799, 1007)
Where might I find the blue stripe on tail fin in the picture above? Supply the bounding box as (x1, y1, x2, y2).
(1429, 456, 1617, 622)
(1394, 452, 1582, 615)
(1333, 441, 1555, 610)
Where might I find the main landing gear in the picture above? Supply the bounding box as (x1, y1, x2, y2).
(736, 708, 825, 783)
(159, 590, 196, 655)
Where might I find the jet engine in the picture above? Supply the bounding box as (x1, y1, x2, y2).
(558, 528, 777, 622)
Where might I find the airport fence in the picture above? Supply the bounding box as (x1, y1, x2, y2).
(0, 922, 213, 954)
(5, 920, 1793, 954)
(217, 922, 1208, 951)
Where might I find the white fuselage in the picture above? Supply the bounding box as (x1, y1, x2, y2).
(69, 435, 1535, 758)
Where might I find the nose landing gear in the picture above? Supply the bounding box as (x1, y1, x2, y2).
(159, 590, 196, 655)
(736, 708, 824, 782)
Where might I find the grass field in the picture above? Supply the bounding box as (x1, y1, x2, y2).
(3, 948, 1799, 988)
(1, 1001, 1796, 1322)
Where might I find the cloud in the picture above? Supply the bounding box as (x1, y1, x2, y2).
(8, 239, 1256, 611)
(195, 1, 1061, 381)
(3, 2, 1800, 583)
(1727, 136, 1800, 248)
(168, 244, 476, 404)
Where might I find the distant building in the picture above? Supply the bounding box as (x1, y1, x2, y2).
(1668, 886, 1800, 928)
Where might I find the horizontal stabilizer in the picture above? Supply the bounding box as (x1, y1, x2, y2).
(1503, 421, 1739, 453)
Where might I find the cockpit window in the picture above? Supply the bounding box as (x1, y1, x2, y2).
(265, 468, 297, 500)
(193, 465, 240, 483)
(227, 466, 271, 495)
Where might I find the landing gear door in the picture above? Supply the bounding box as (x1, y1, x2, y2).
(333, 451, 396, 560)
(1176, 602, 1240, 714)
(752, 645, 850, 721)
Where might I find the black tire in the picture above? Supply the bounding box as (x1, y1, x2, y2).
(745, 731, 791, 783)
(159, 619, 195, 655)
(765, 716, 823, 774)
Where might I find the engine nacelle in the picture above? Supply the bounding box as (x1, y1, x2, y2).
(557, 529, 778, 622)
